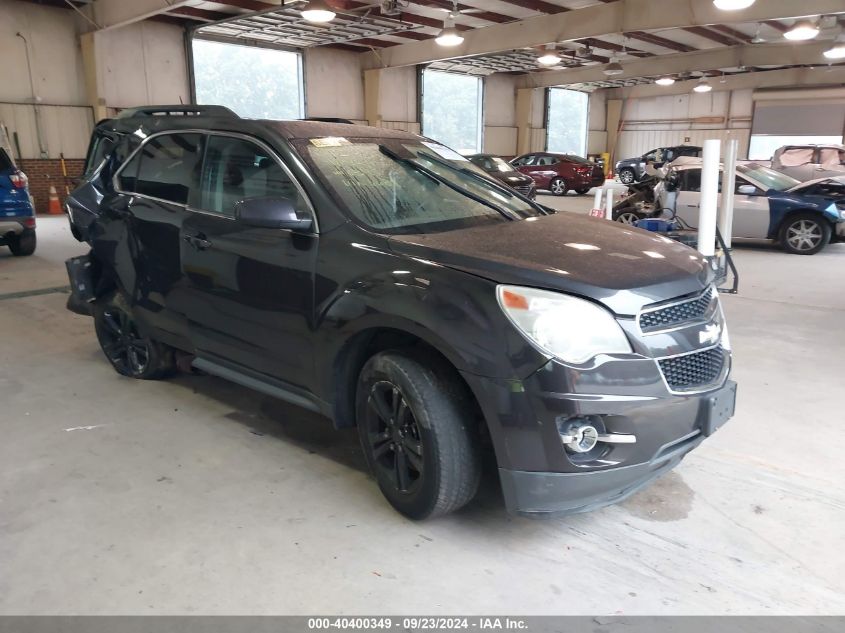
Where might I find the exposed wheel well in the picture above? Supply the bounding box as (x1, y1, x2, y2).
(331, 328, 483, 432)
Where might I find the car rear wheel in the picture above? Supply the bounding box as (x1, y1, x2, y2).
(779, 214, 831, 255)
(618, 168, 636, 185)
(8, 230, 36, 256)
(94, 292, 176, 379)
(549, 178, 568, 196)
(356, 350, 481, 520)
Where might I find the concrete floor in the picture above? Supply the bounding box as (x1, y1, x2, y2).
(1, 209, 844, 615)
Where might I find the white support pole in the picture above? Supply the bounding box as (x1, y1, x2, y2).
(719, 139, 738, 249)
(698, 139, 721, 257)
(605, 188, 614, 220)
(594, 188, 603, 211)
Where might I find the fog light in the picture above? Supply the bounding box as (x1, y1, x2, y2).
(560, 422, 599, 453)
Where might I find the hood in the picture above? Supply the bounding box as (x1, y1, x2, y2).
(788, 175, 845, 194)
(388, 213, 712, 316)
(493, 171, 533, 184)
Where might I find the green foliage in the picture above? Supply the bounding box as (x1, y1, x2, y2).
(547, 89, 588, 156)
(422, 70, 482, 154)
(192, 39, 303, 120)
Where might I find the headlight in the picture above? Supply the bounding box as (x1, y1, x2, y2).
(496, 285, 632, 364)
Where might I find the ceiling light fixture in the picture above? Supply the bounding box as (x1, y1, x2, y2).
(435, 25, 463, 46)
(713, 0, 755, 10)
(824, 34, 845, 59)
(694, 77, 713, 93)
(301, 0, 336, 23)
(604, 58, 624, 76)
(655, 76, 676, 86)
(784, 18, 820, 41)
(537, 44, 561, 66)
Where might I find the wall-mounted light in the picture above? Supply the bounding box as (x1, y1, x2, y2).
(784, 19, 820, 41)
(301, 0, 336, 23)
(655, 76, 676, 86)
(537, 44, 561, 66)
(713, 0, 755, 10)
(694, 77, 713, 93)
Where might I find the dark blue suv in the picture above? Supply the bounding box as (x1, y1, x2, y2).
(0, 147, 36, 256)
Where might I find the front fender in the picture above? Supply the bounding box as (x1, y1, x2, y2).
(766, 193, 840, 238)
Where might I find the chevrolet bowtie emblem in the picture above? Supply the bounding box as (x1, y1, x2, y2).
(699, 323, 721, 345)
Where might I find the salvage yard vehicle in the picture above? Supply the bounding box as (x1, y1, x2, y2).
(0, 147, 36, 256)
(466, 153, 536, 199)
(65, 106, 736, 520)
(615, 145, 702, 185)
(657, 158, 845, 255)
(771, 144, 845, 182)
(510, 152, 604, 196)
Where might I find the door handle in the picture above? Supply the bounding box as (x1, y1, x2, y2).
(183, 234, 212, 250)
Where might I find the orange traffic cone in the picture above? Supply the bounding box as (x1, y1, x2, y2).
(48, 185, 62, 215)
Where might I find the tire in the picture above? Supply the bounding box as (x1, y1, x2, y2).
(779, 213, 831, 256)
(8, 230, 36, 256)
(93, 292, 176, 379)
(613, 209, 646, 225)
(574, 187, 592, 195)
(356, 350, 481, 520)
(549, 177, 568, 196)
(618, 168, 636, 185)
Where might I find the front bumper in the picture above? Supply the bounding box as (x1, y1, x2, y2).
(461, 348, 736, 517)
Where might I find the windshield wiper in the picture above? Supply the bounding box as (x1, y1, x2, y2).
(414, 150, 546, 214)
(378, 145, 515, 221)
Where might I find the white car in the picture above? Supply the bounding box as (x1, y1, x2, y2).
(654, 159, 845, 255)
(771, 144, 845, 182)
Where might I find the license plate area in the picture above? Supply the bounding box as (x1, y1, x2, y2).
(701, 380, 737, 437)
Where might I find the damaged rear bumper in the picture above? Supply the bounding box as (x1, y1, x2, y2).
(65, 254, 97, 316)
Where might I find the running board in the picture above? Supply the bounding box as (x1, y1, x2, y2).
(192, 356, 329, 416)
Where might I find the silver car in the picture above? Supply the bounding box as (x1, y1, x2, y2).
(771, 144, 845, 182)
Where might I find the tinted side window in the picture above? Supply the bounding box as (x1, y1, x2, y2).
(131, 133, 204, 205)
(0, 148, 14, 172)
(198, 135, 307, 217)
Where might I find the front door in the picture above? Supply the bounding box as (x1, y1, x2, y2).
(178, 133, 318, 389)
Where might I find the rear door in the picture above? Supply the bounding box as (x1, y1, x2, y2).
(178, 133, 318, 388)
(108, 132, 204, 347)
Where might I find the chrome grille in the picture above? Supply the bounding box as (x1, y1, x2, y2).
(658, 347, 726, 392)
(639, 288, 714, 332)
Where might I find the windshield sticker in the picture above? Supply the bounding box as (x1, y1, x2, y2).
(310, 137, 351, 148)
(421, 142, 469, 162)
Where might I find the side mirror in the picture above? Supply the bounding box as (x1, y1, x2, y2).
(235, 197, 312, 231)
(737, 184, 758, 196)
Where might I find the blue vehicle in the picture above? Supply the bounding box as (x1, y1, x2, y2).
(0, 147, 36, 256)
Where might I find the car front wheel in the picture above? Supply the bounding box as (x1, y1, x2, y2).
(614, 209, 646, 225)
(356, 350, 481, 520)
(549, 178, 568, 196)
(779, 214, 831, 255)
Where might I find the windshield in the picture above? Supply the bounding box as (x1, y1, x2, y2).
(737, 163, 800, 192)
(295, 138, 542, 234)
(470, 155, 514, 173)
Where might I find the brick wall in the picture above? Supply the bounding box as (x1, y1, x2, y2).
(18, 159, 85, 215)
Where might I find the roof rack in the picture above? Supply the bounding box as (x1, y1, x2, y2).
(115, 105, 239, 119)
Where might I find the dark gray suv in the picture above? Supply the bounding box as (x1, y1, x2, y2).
(65, 106, 735, 520)
(616, 145, 703, 184)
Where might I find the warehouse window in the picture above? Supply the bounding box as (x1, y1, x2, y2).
(192, 39, 304, 120)
(546, 89, 588, 156)
(421, 69, 483, 154)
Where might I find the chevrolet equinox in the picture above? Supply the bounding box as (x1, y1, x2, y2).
(65, 106, 736, 520)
